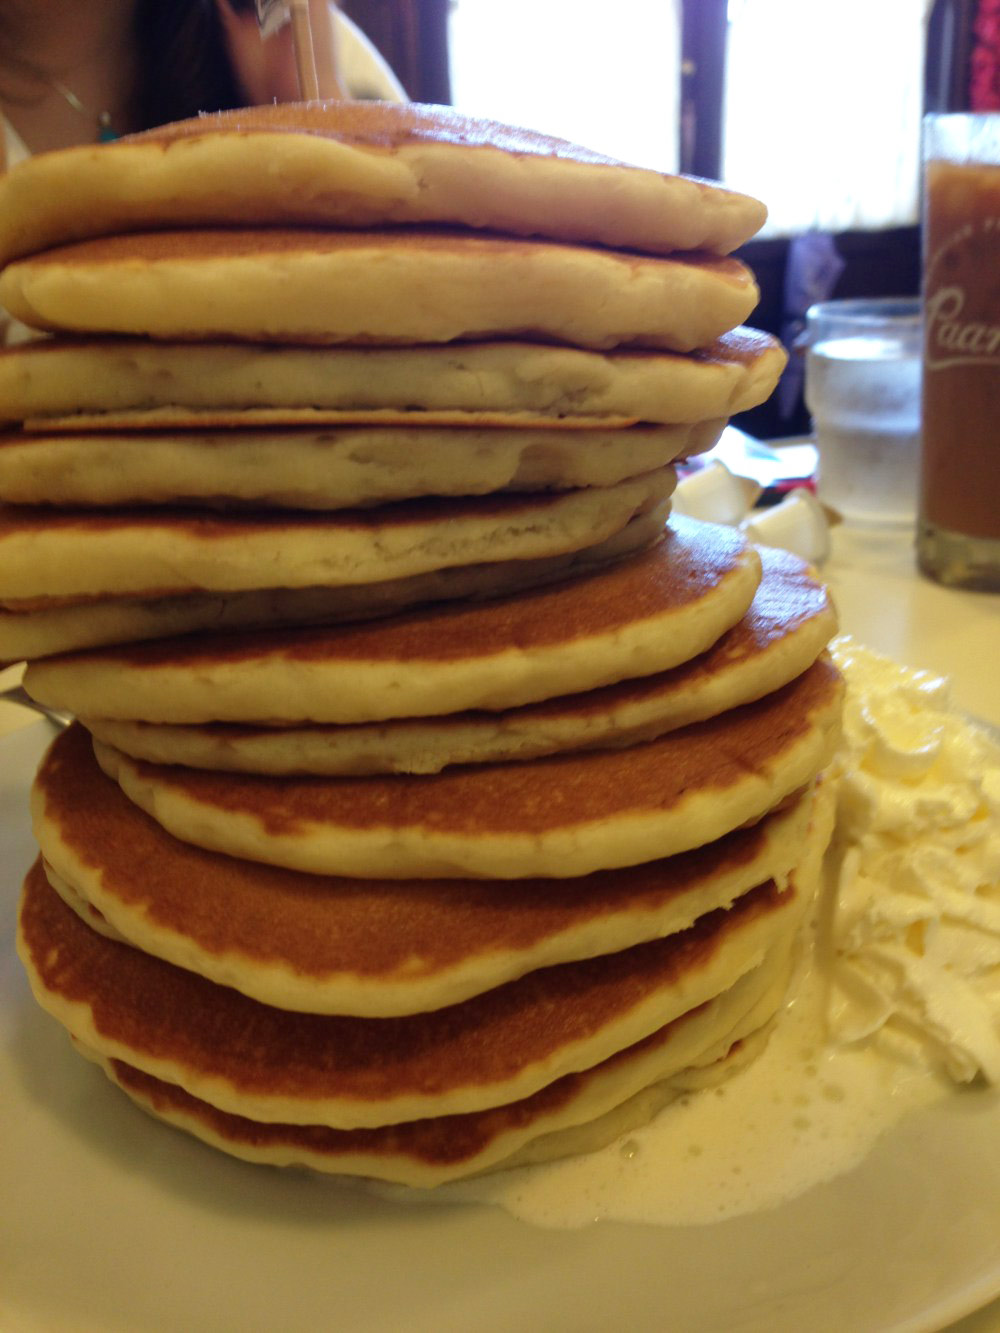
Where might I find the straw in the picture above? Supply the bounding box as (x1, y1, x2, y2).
(288, 0, 346, 101)
(289, 0, 319, 100)
(310, 0, 346, 98)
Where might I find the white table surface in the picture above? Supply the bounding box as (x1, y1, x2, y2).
(812, 518, 1000, 1333)
(824, 521, 1000, 727)
(2, 518, 998, 1332)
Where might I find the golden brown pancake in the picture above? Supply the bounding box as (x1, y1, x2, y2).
(0, 228, 759, 352)
(18, 858, 801, 1127)
(25, 778, 838, 1186)
(0, 421, 714, 510)
(0, 100, 766, 265)
(3, 98, 833, 1197)
(0, 330, 786, 430)
(33, 724, 819, 1014)
(81, 546, 836, 774)
(22, 517, 760, 721)
(92, 659, 843, 880)
(0, 469, 673, 602)
(82, 961, 785, 1187)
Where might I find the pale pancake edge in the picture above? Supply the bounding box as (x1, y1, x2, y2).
(0, 230, 758, 353)
(0, 330, 786, 429)
(0, 422, 713, 510)
(0, 99, 767, 265)
(0, 508, 666, 663)
(21, 518, 760, 722)
(0, 468, 674, 602)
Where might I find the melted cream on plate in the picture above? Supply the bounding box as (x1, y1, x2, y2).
(426, 921, 951, 1228)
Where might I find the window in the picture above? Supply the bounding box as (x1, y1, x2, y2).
(723, 0, 928, 236)
(448, 0, 930, 237)
(448, 0, 682, 170)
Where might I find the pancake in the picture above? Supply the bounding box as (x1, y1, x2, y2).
(23, 780, 837, 1185)
(0, 421, 717, 510)
(0, 229, 759, 352)
(17, 858, 802, 1127)
(0, 468, 673, 603)
(22, 518, 760, 721)
(0, 506, 667, 663)
(32, 723, 819, 1014)
(82, 546, 837, 774)
(82, 962, 786, 1187)
(91, 659, 843, 880)
(0, 330, 786, 430)
(0, 100, 766, 266)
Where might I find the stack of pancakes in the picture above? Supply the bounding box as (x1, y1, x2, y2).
(1, 101, 842, 1187)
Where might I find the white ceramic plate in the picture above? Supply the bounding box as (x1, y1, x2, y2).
(3, 721, 1000, 1333)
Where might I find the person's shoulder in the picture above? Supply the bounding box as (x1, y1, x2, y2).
(1, 112, 32, 174)
(333, 10, 407, 103)
(1, 112, 33, 343)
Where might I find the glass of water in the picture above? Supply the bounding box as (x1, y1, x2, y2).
(803, 297, 922, 525)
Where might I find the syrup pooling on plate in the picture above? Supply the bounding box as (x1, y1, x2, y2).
(394, 642, 1000, 1227)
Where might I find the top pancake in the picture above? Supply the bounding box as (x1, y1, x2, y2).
(0, 228, 758, 352)
(0, 100, 767, 266)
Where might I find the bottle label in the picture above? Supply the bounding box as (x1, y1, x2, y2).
(925, 282, 1000, 370)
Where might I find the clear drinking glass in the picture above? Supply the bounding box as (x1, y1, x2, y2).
(918, 113, 1000, 590)
(803, 298, 922, 525)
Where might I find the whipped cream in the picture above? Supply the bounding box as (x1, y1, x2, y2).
(826, 635, 1000, 1084)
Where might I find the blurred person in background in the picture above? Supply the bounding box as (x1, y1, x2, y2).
(0, 0, 404, 341)
(0, 0, 404, 169)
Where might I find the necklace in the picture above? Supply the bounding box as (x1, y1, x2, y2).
(48, 77, 118, 142)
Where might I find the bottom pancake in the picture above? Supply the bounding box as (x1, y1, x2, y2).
(80, 978, 782, 1188)
(17, 860, 804, 1128)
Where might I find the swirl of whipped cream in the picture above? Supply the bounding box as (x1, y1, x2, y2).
(826, 636, 1000, 1084)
